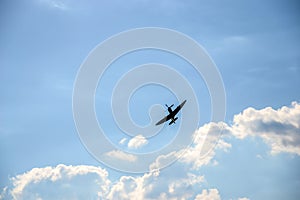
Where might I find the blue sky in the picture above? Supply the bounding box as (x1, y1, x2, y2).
(1, 0, 300, 199)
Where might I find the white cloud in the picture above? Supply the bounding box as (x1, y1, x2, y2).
(178, 122, 232, 169)
(176, 101, 300, 159)
(149, 151, 179, 171)
(119, 138, 127, 145)
(195, 189, 221, 200)
(105, 150, 137, 162)
(128, 134, 148, 149)
(1, 163, 238, 200)
(106, 168, 204, 200)
(238, 198, 250, 200)
(167, 173, 205, 199)
(2, 164, 206, 200)
(148, 122, 232, 171)
(107, 171, 157, 200)
(0, 187, 8, 200)
(2, 102, 299, 199)
(181, 101, 300, 158)
(231, 101, 300, 155)
(7, 164, 110, 200)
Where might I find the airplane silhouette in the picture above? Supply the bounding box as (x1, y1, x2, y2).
(155, 100, 187, 126)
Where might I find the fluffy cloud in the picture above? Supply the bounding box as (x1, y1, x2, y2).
(3, 102, 299, 199)
(128, 135, 148, 149)
(179, 122, 232, 169)
(194, 189, 221, 200)
(153, 102, 300, 171)
(178, 101, 300, 166)
(2, 164, 209, 200)
(149, 122, 232, 171)
(107, 170, 161, 200)
(97, 169, 205, 200)
(177, 101, 300, 158)
(7, 164, 110, 200)
(107, 175, 147, 200)
(231, 101, 300, 155)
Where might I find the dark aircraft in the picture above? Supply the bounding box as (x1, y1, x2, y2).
(155, 100, 187, 126)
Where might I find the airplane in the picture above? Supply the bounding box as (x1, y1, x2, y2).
(155, 100, 187, 126)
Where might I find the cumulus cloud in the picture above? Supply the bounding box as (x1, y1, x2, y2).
(194, 189, 221, 200)
(149, 151, 179, 171)
(182, 101, 300, 157)
(149, 122, 232, 171)
(2, 102, 298, 199)
(1, 164, 208, 200)
(7, 164, 110, 200)
(106, 171, 159, 200)
(128, 134, 148, 149)
(105, 150, 137, 162)
(179, 122, 232, 169)
(231, 101, 300, 155)
(177, 101, 300, 158)
(166, 173, 205, 199)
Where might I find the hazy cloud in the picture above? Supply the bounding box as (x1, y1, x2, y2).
(223, 35, 249, 45)
(119, 138, 127, 145)
(40, 0, 69, 10)
(105, 150, 137, 162)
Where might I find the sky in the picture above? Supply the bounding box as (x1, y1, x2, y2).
(0, 0, 300, 199)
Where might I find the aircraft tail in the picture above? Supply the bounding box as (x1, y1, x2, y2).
(169, 117, 178, 125)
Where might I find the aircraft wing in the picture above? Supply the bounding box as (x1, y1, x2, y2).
(172, 100, 187, 116)
(155, 114, 171, 126)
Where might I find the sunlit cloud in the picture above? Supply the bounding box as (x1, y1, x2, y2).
(194, 189, 221, 200)
(128, 134, 148, 149)
(1, 164, 217, 200)
(231, 101, 300, 155)
(179, 122, 232, 169)
(8, 164, 110, 199)
(2, 102, 299, 199)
